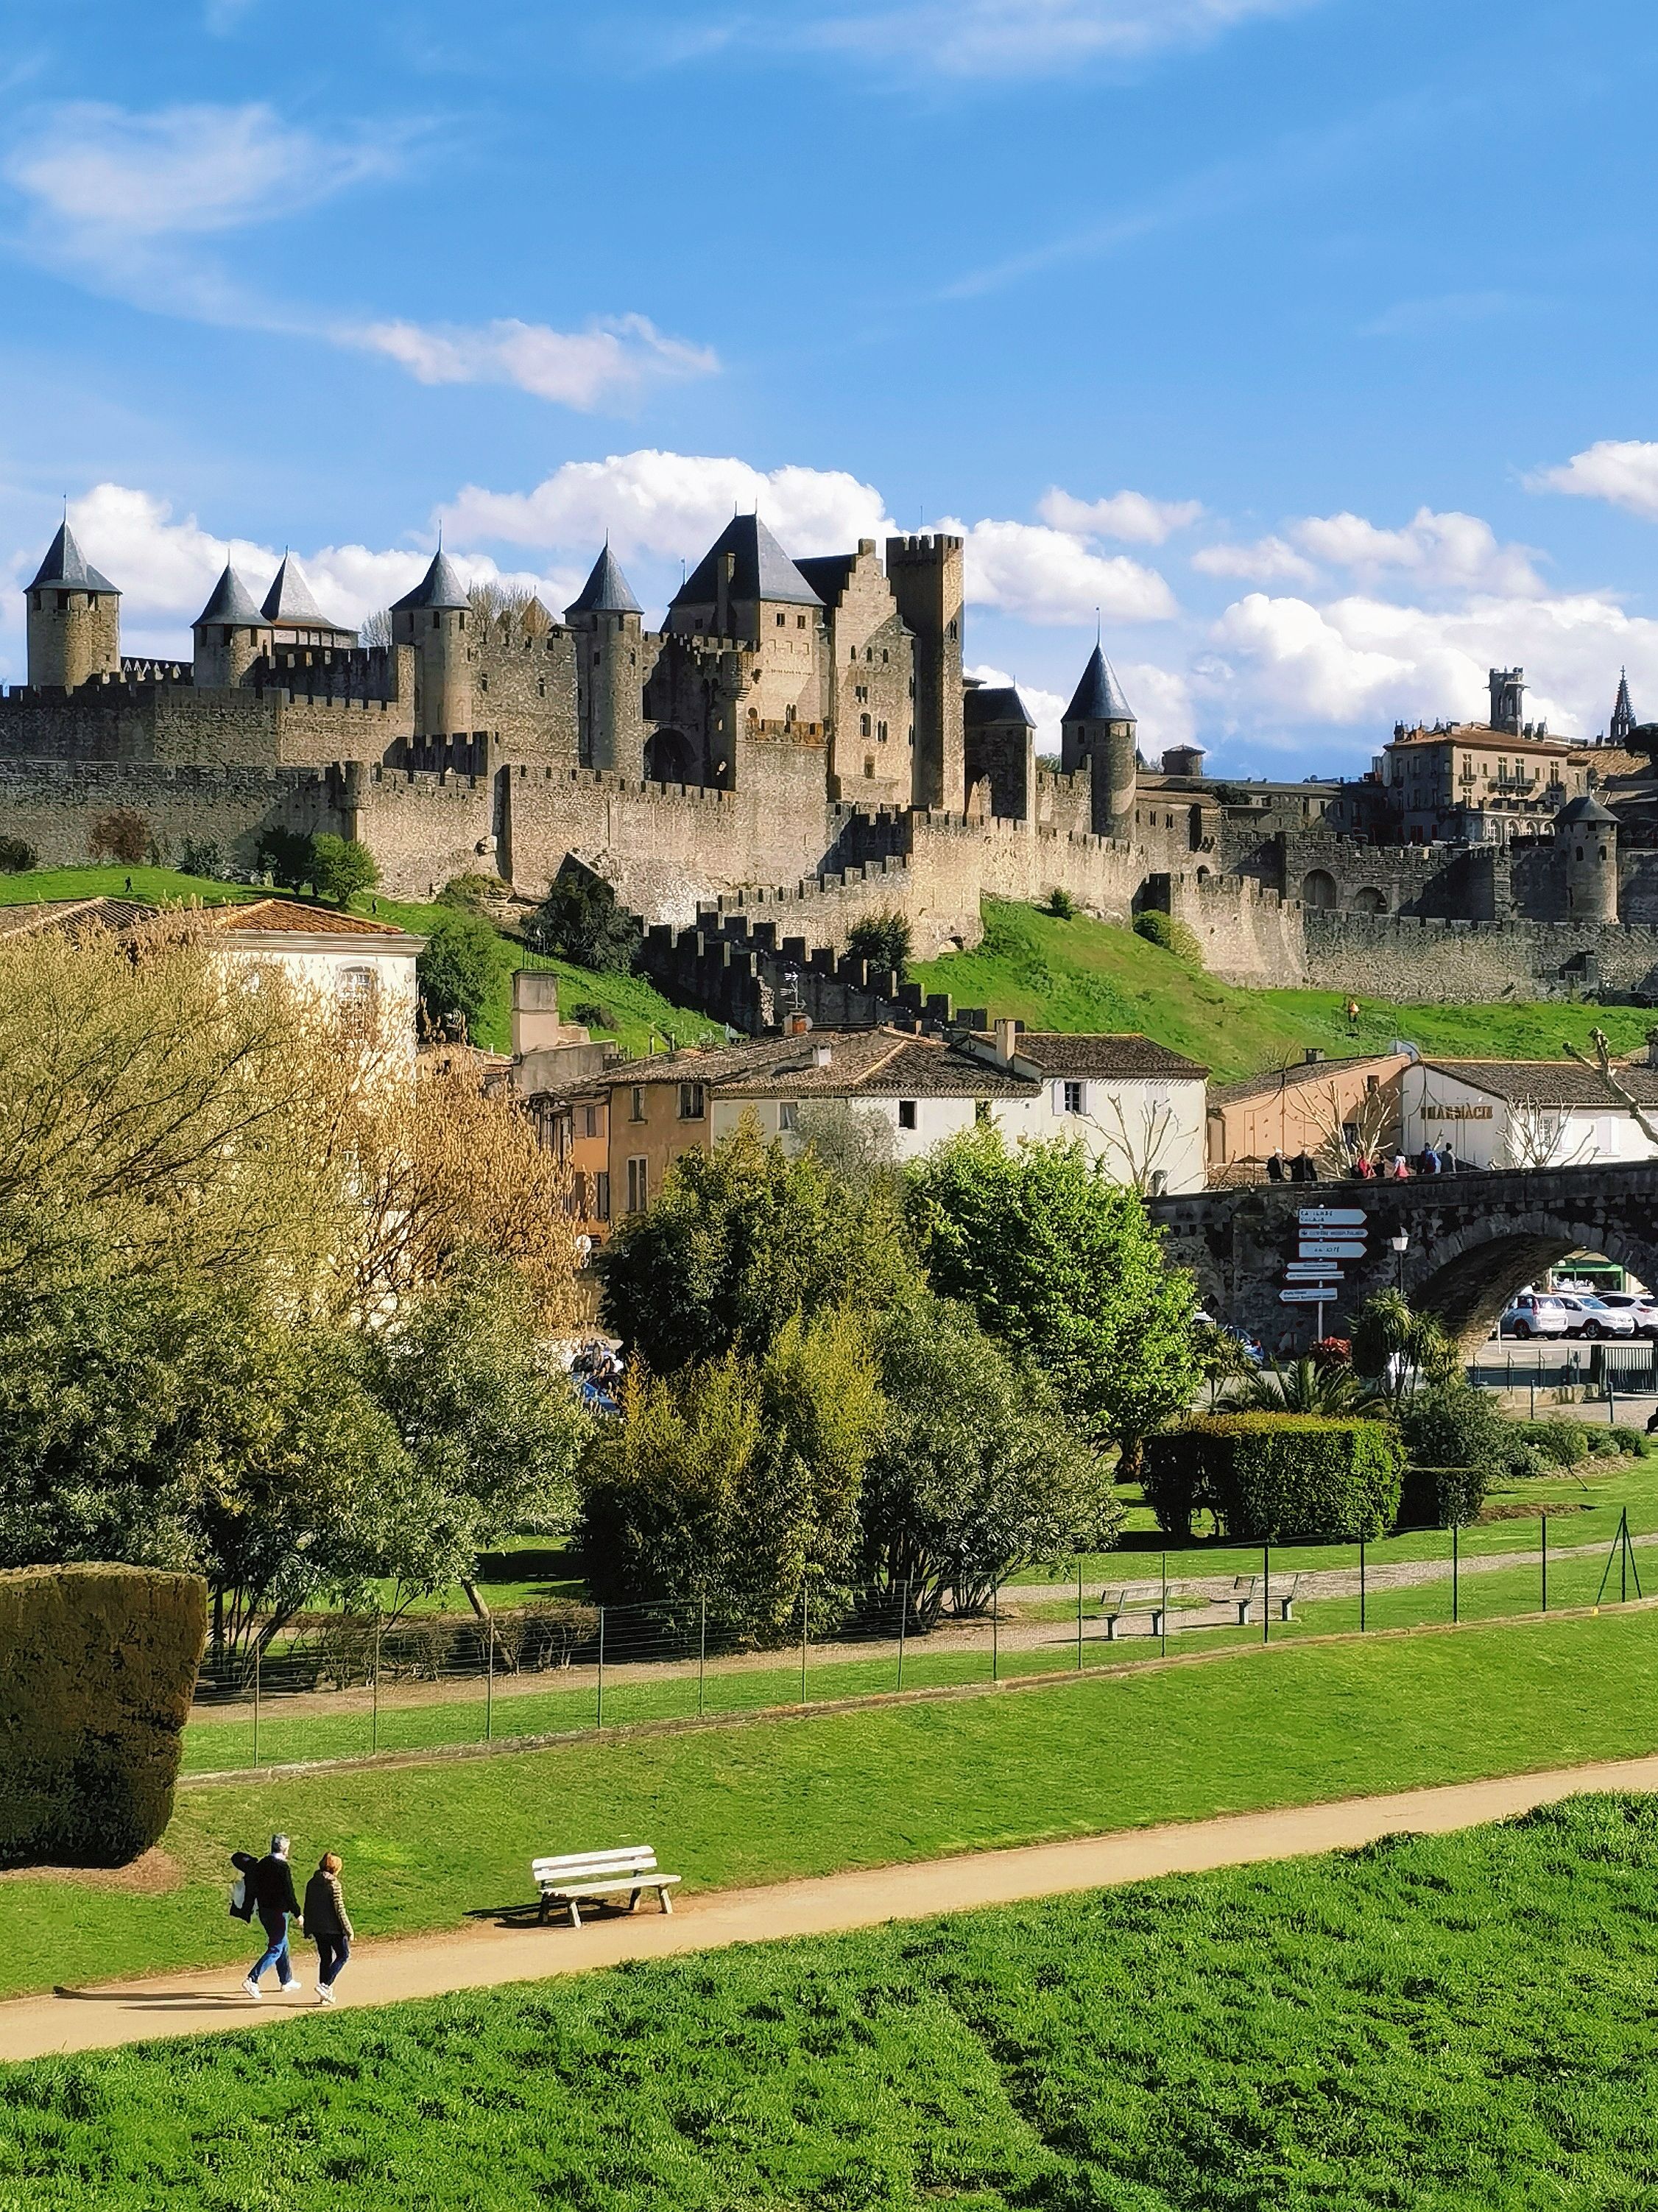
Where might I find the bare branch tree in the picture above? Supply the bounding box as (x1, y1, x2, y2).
(1500, 1099, 1595, 1171)
(1087, 1093, 1180, 1193)
(1562, 1027, 1658, 1149)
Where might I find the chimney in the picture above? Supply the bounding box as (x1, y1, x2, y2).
(994, 1017, 1018, 1064)
(512, 968, 562, 1056)
(783, 1012, 812, 1037)
(813, 1041, 832, 1068)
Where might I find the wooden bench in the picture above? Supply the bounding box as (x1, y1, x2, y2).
(532, 1846, 681, 1928)
(1098, 1588, 1212, 1640)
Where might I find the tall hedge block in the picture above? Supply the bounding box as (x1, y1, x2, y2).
(0, 1564, 207, 1869)
(1144, 1414, 1404, 1543)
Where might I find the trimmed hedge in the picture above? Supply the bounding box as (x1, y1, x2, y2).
(0, 1564, 206, 1869)
(1143, 1413, 1405, 1542)
(1396, 1465, 1489, 1532)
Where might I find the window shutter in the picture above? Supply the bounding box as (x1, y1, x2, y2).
(1052, 1079, 1066, 1114)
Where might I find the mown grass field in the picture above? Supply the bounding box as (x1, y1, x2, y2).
(10, 1606, 1658, 2001)
(911, 899, 1656, 1083)
(0, 864, 718, 1056)
(7, 1795, 1658, 2209)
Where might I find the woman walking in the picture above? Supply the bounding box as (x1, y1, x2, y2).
(303, 1851, 355, 2005)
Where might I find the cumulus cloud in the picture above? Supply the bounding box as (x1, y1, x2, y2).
(442, 450, 894, 563)
(948, 517, 1177, 624)
(352, 315, 718, 412)
(965, 663, 1068, 753)
(755, 0, 1321, 79)
(1037, 487, 1204, 545)
(1190, 534, 1317, 585)
(1288, 506, 1545, 596)
(1528, 440, 1658, 523)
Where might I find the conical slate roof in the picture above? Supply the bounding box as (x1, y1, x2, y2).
(670, 515, 822, 610)
(565, 543, 642, 619)
(1062, 644, 1135, 725)
(391, 549, 470, 613)
(194, 564, 269, 628)
(262, 554, 331, 625)
(1555, 792, 1619, 829)
(28, 521, 119, 596)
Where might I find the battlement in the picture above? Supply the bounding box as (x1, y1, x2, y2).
(885, 535, 965, 559)
(120, 657, 191, 685)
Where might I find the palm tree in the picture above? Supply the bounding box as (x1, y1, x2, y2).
(1238, 1356, 1371, 1415)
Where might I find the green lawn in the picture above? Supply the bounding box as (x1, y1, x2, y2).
(11, 1606, 1658, 2001)
(911, 900, 1657, 1082)
(7, 1796, 1658, 2208)
(0, 864, 719, 1056)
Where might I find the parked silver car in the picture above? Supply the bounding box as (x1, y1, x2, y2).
(1498, 1293, 1573, 1341)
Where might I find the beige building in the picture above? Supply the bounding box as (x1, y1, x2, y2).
(1377, 728, 1585, 844)
(1402, 1059, 1658, 1171)
(1207, 1051, 1410, 1180)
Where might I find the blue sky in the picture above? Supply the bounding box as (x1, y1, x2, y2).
(3, 0, 1657, 771)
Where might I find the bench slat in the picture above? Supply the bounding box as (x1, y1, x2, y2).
(533, 1849, 657, 1877)
(538, 1874, 681, 1898)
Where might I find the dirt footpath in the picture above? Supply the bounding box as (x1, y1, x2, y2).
(5, 1751, 1658, 2065)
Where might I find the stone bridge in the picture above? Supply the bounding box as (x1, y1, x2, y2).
(1147, 1163, 1658, 1348)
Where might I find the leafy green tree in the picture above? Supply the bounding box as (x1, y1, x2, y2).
(309, 834, 380, 907)
(847, 912, 912, 977)
(1351, 1291, 1459, 1406)
(579, 1308, 881, 1638)
(417, 909, 507, 1039)
(906, 1124, 1197, 1473)
(1399, 1382, 1539, 1487)
(861, 1297, 1120, 1624)
(528, 866, 639, 973)
(596, 1118, 917, 1372)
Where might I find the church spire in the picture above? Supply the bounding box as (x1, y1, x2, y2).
(1611, 666, 1637, 747)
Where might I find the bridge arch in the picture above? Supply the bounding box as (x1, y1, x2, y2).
(1409, 1213, 1658, 1345)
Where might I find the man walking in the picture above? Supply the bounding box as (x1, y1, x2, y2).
(237, 1834, 303, 2000)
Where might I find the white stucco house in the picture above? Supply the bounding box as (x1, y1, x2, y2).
(708, 1019, 1209, 1192)
(1401, 1058, 1658, 1171)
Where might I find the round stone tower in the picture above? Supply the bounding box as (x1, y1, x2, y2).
(1556, 792, 1620, 923)
(564, 543, 645, 778)
(25, 521, 121, 691)
(191, 564, 273, 688)
(1060, 642, 1137, 839)
(390, 549, 473, 739)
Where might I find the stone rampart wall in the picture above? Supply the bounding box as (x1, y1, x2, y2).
(0, 758, 339, 870)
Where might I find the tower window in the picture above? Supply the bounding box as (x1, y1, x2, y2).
(878, 721, 888, 742)
(897, 1100, 917, 1130)
(860, 714, 871, 737)
(777, 612, 786, 627)
(797, 615, 807, 628)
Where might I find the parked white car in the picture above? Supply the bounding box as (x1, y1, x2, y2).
(1498, 1293, 1573, 1340)
(1552, 1293, 1637, 1340)
(1583, 1292, 1658, 1339)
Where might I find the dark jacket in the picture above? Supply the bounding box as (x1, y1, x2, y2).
(233, 1850, 300, 1922)
(303, 1867, 353, 1940)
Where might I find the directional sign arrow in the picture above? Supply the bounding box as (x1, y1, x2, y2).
(1298, 1208, 1366, 1227)
(1280, 1287, 1338, 1303)
(1299, 1239, 1366, 1261)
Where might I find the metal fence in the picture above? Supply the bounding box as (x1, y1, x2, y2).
(183, 1507, 1655, 1778)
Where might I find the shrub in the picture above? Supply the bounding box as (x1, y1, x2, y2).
(1610, 1424, 1652, 1458)
(177, 838, 220, 879)
(847, 912, 913, 978)
(0, 1564, 206, 1867)
(571, 1000, 612, 1030)
(417, 909, 507, 1039)
(1046, 887, 1076, 920)
(528, 862, 639, 973)
(0, 836, 36, 874)
(1133, 909, 1204, 964)
(255, 827, 314, 892)
(309, 834, 379, 908)
(87, 807, 149, 866)
(1530, 1417, 1591, 1469)
(1398, 1384, 1539, 1514)
(437, 873, 512, 914)
(1143, 1413, 1403, 1541)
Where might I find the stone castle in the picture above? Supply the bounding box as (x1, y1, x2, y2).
(10, 510, 1658, 1008)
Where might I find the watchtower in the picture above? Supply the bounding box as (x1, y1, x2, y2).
(391, 549, 473, 739)
(885, 534, 964, 811)
(24, 522, 121, 691)
(1489, 667, 1525, 736)
(192, 564, 273, 689)
(1556, 792, 1620, 923)
(1060, 642, 1137, 838)
(565, 543, 645, 778)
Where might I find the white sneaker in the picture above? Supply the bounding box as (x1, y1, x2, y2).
(281, 1977, 304, 1996)
(241, 1976, 262, 2001)
(317, 1985, 336, 2005)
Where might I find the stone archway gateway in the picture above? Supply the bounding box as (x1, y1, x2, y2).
(1148, 1162, 1658, 1349)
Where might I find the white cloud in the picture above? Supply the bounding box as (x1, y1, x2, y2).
(776, 0, 1319, 79)
(1287, 506, 1545, 596)
(1528, 440, 1658, 523)
(442, 450, 893, 563)
(966, 662, 1068, 753)
(352, 315, 718, 412)
(948, 516, 1177, 625)
(4, 101, 398, 243)
(1118, 661, 1196, 752)
(1191, 534, 1317, 585)
(1037, 487, 1204, 545)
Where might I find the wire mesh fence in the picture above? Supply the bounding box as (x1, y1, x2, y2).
(182, 1509, 1657, 1777)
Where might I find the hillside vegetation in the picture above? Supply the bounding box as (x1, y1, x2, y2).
(6, 1797, 1658, 2206)
(912, 899, 1656, 1082)
(0, 867, 719, 1057)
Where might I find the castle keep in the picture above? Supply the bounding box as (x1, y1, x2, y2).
(10, 510, 1658, 1006)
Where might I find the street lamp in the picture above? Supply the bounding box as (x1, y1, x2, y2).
(1391, 1228, 1409, 1295)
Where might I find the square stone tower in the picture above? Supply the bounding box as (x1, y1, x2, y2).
(885, 534, 964, 811)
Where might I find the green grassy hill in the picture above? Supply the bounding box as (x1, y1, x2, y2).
(911, 899, 1655, 1083)
(0, 866, 719, 1057)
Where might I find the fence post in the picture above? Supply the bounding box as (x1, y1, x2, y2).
(485, 1616, 494, 1743)
(253, 1641, 260, 1768)
(1622, 1507, 1629, 1605)
(1263, 1545, 1270, 1646)
(698, 1596, 706, 1719)
(1359, 1538, 1366, 1633)
(372, 1615, 381, 1755)
(596, 1606, 604, 1731)
(1160, 1550, 1168, 1656)
(1542, 1512, 1548, 1614)
(800, 1588, 808, 1706)
(992, 1582, 999, 1683)
(1452, 1521, 1459, 1624)
(897, 1579, 907, 1692)
(1076, 1557, 1084, 1672)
